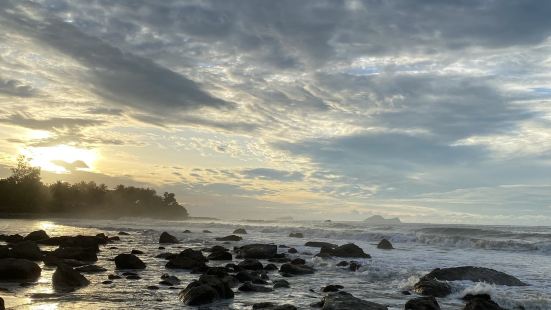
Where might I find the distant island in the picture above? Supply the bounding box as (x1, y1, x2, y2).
(0, 156, 188, 219)
(364, 215, 401, 225)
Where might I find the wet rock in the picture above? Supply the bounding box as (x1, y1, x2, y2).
(377, 239, 394, 250)
(216, 235, 242, 241)
(305, 241, 338, 248)
(268, 257, 290, 263)
(118, 231, 129, 235)
(203, 230, 212, 233)
(289, 232, 304, 238)
(286, 248, 297, 254)
(336, 261, 349, 267)
(238, 244, 277, 259)
(349, 261, 362, 272)
(0, 234, 23, 244)
(206, 245, 228, 252)
(291, 258, 305, 265)
(126, 275, 141, 280)
(52, 246, 98, 262)
(322, 284, 344, 292)
(24, 230, 50, 242)
(319, 243, 371, 258)
(165, 249, 207, 270)
(160, 274, 180, 286)
(207, 251, 232, 260)
(423, 266, 527, 286)
(238, 282, 273, 292)
(405, 296, 441, 310)
(273, 279, 290, 289)
(131, 249, 144, 255)
(11, 241, 42, 260)
(0, 246, 9, 259)
(0, 258, 41, 282)
(40, 235, 105, 250)
(279, 245, 289, 248)
(279, 263, 315, 276)
(179, 274, 234, 306)
(463, 294, 504, 310)
(264, 263, 278, 271)
(413, 278, 452, 297)
(75, 265, 107, 273)
(155, 252, 177, 259)
(238, 259, 263, 270)
(108, 274, 121, 280)
(52, 264, 90, 292)
(147, 285, 159, 290)
(235, 271, 256, 282)
(114, 254, 146, 269)
(183, 230, 192, 233)
(318, 292, 388, 310)
(159, 232, 179, 244)
(0, 296, 3, 310)
(233, 228, 247, 234)
(102, 280, 113, 284)
(253, 302, 297, 310)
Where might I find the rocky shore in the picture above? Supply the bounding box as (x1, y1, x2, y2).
(0, 228, 530, 309)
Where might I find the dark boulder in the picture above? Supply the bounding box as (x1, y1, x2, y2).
(118, 231, 130, 235)
(39, 235, 104, 250)
(0, 258, 41, 282)
(52, 247, 98, 262)
(238, 244, 277, 259)
(305, 241, 337, 248)
(318, 291, 388, 310)
(349, 261, 362, 272)
(291, 258, 305, 265)
(322, 284, 344, 292)
(238, 282, 273, 292)
(280, 263, 315, 276)
(207, 251, 232, 260)
(377, 239, 394, 250)
(336, 261, 349, 267)
(289, 232, 303, 238)
(463, 294, 504, 310)
(207, 245, 228, 252)
(203, 230, 212, 233)
(52, 264, 90, 292)
(114, 254, 146, 269)
(288, 248, 297, 254)
(233, 228, 247, 234)
(75, 265, 107, 273)
(183, 230, 192, 233)
(166, 256, 206, 270)
(0, 234, 23, 243)
(413, 278, 451, 297)
(155, 252, 177, 259)
(238, 259, 263, 270)
(24, 230, 50, 242)
(0, 296, 3, 310)
(273, 279, 290, 289)
(11, 241, 42, 260)
(264, 263, 278, 271)
(320, 243, 371, 258)
(253, 302, 297, 310)
(405, 296, 441, 310)
(178, 274, 234, 306)
(216, 235, 242, 241)
(159, 232, 179, 244)
(423, 266, 526, 286)
(160, 274, 180, 286)
(131, 249, 144, 255)
(42, 255, 85, 267)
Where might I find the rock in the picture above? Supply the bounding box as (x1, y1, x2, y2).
(11, 241, 42, 260)
(40, 235, 105, 250)
(320, 243, 371, 258)
(0, 258, 41, 282)
(216, 235, 242, 241)
(0, 297, 4, 310)
(147, 285, 159, 290)
(159, 232, 179, 244)
(179, 274, 234, 306)
(166, 255, 206, 270)
(463, 294, 504, 310)
(319, 292, 388, 310)
(273, 279, 290, 288)
(0, 234, 23, 244)
(423, 266, 527, 286)
(253, 302, 297, 310)
(75, 265, 107, 273)
(413, 278, 452, 297)
(336, 261, 349, 267)
(118, 231, 130, 235)
(289, 232, 303, 238)
(349, 261, 362, 272)
(206, 245, 228, 252)
(183, 230, 192, 233)
(52, 264, 90, 292)
(238, 244, 277, 259)
(0, 246, 9, 259)
(160, 274, 180, 286)
(207, 251, 232, 260)
(203, 230, 212, 233)
(322, 284, 344, 292)
(280, 263, 315, 275)
(287, 248, 297, 254)
(102, 280, 113, 284)
(131, 249, 144, 255)
(24, 230, 50, 242)
(155, 252, 177, 259)
(108, 274, 121, 280)
(291, 258, 305, 265)
(126, 275, 141, 280)
(233, 228, 247, 234)
(405, 296, 441, 310)
(238, 282, 273, 292)
(377, 239, 394, 250)
(238, 259, 263, 270)
(264, 263, 278, 271)
(305, 241, 338, 248)
(114, 254, 146, 269)
(52, 247, 98, 262)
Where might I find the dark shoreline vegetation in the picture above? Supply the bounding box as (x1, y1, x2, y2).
(0, 156, 188, 219)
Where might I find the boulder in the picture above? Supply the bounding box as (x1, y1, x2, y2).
(253, 302, 297, 310)
(273, 279, 290, 289)
(118, 231, 130, 235)
(11, 241, 42, 260)
(207, 251, 232, 260)
(318, 292, 387, 310)
(207, 245, 228, 252)
(463, 294, 504, 310)
(159, 232, 179, 244)
(291, 258, 305, 265)
(0, 246, 9, 259)
(238, 282, 273, 292)
(39, 235, 104, 250)
(0, 296, 3, 310)
(238, 244, 278, 259)
(160, 274, 180, 286)
(0, 234, 23, 243)
(280, 263, 315, 276)
(216, 235, 242, 241)
(114, 254, 146, 269)
(203, 230, 212, 233)
(179, 274, 234, 306)
(413, 278, 451, 297)
(289, 232, 303, 238)
(75, 265, 107, 273)
(24, 230, 50, 242)
(52, 247, 98, 262)
(0, 258, 41, 282)
(288, 248, 298, 254)
(183, 230, 192, 233)
(166, 256, 206, 270)
(320, 243, 371, 258)
(131, 249, 144, 255)
(238, 259, 263, 270)
(305, 241, 337, 248)
(233, 228, 247, 234)
(322, 284, 344, 292)
(52, 264, 90, 292)
(264, 263, 278, 271)
(405, 296, 441, 310)
(422, 266, 526, 286)
(377, 239, 393, 250)
(348, 261, 362, 272)
(42, 255, 86, 267)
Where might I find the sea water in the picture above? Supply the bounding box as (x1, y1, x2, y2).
(0, 218, 550, 309)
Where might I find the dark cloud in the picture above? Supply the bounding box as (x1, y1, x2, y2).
(0, 78, 35, 97)
(86, 107, 124, 116)
(0, 113, 103, 131)
(50, 160, 89, 171)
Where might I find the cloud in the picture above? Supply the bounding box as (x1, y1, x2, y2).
(241, 168, 304, 181)
(0, 78, 35, 97)
(0, 113, 103, 131)
(50, 159, 89, 171)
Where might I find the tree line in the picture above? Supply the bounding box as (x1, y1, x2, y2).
(0, 156, 189, 219)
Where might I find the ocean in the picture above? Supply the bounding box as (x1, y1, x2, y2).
(0, 218, 549, 309)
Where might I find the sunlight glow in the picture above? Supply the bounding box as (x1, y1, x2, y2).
(20, 145, 98, 174)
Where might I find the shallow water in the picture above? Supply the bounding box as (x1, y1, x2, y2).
(0, 218, 550, 309)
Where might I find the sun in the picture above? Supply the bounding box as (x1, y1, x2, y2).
(19, 144, 98, 174)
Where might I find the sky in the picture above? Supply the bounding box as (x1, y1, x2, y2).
(1, 0, 551, 225)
